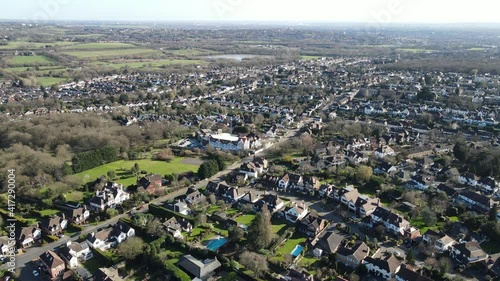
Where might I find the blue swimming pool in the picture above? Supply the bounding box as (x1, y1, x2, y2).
(206, 237, 228, 251)
(290, 245, 303, 257)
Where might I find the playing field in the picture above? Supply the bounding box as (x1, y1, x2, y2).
(74, 158, 201, 186)
(0, 41, 75, 49)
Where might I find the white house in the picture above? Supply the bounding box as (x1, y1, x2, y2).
(86, 222, 135, 251)
(422, 230, 456, 252)
(284, 201, 309, 223)
(89, 182, 130, 211)
(364, 256, 401, 280)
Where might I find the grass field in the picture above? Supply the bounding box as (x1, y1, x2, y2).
(468, 47, 486, 51)
(37, 77, 67, 86)
(301, 56, 322, 60)
(271, 218, 288, 235)
(74, 158, 200, 186)
(0, 41, 75, 49)
(93, 59, 206, 69)
(8, 55, 55, 66)
(396, 48, 434, 53)
(63, 48, 161, 59)
(167, 48, 208, 56)
(235, 214, 256, 225)
(63, 42, 137, 50)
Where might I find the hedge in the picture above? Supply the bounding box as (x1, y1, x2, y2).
(148, 204, 195, 224)
(157, 257, 191, 281)
(92, 248, 122, 266)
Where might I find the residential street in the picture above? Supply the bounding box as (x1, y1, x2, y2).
(6, 127, 299, 273)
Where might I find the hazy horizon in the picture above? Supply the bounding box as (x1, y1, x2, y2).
(2, 0, 500, 24)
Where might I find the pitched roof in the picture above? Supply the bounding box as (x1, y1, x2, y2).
(365, 255, 401, 273)
(39, 250, 64, 269)
(396, 265, 434, 281)
(319, 232, 345, 253)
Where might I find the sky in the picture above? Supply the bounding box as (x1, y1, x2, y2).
(1, 0, 500, 24)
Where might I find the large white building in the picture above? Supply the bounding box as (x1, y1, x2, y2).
(196, 130, 262, 151)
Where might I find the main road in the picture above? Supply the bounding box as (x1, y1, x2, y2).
(4, 128, 299, 272)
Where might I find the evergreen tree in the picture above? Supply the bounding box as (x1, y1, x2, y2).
(248, 205, 273, 250)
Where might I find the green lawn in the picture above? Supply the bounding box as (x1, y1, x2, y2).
(73, 158, 200, 186)
(467, 47, 486, 51)
(167, 48, 207, 56)
(235, 214, 256, 225)
(64, 191, 85, 202)
(271, 218, 288, 235)
(37, 209, 60, 217)
(37, 77, 67, 86)
(277, 233, 307, 256)
(8, 55, 55, 65)
(63, 48, 161, 59)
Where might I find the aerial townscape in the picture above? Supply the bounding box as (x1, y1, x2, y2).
(0, 2, 500, 281)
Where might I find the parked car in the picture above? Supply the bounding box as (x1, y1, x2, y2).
(32, 270, 39, 277)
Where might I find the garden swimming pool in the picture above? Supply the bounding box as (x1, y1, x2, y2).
(206, 237, 228, 251)
(290, 245, 303, 257)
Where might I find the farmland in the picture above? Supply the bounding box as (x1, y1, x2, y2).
(7, 55, 55, 66)
(62, 48, 161, 59)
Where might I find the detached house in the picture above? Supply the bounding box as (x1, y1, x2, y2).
(39, 250, 65, 280)
(375, 145, 396, 159)
(183, 188, 207, 206)
(450, 241, 488, 264)
(89, 182, 130, 211)
(137, 174, 163, 195)
(422, 229, 456, 252)
(40, 215, 68, 236)
(86, 222, 135, 251)
(284, 201, 309, 223)
(395, 265, 434, 281)
(459, 172, 479, 187)
(254, 193, 285, 213)
(64, 207, 90, 225)
(371, 207, 419, 238)
(16, 224, 42, 249)
(364, 255, 401, 280)
(336, 242, 370, 268)
(298, 213, 328, 237)
(406, 175, 431, 190)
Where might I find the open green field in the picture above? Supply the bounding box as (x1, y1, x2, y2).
(396, 48, 434, 53)
(63, 48, 161, 59)
(8, 55, 55, 66)
(467, 47, 486, 51)
(0, 41, 75, 49)
(301, 56, 322, 60)
(37, 209, 61, 217)
(74, 158, 200, 186)
(167, 48, 208, 56)
(37, 77, 67, 86)
(64, 42, 138, 50)
(91, 59, 207, 70)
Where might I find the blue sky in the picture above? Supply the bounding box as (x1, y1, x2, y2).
(2, 0, 500, 23)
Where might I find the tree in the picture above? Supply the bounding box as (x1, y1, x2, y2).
(355, 165, 373, 182)
(406, 248, 415, 265)
(146, 219, 165, 237)
(421, 208, 438, 226)
(208, 194, 216, 205)
(489, 204, 498, 222)
(228, 226, 244, 243)
(416, 87, 434, 101)
(117, 237, 145, 260)
(248, 205, 273, 250)
(105, 208, 118, 219)
(107, 170, 116, 180)
(453, 141, 470, 162)
(239, 251, 268, 278)
(194, 213, 207, 227)
(119, 93, 129, 104)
